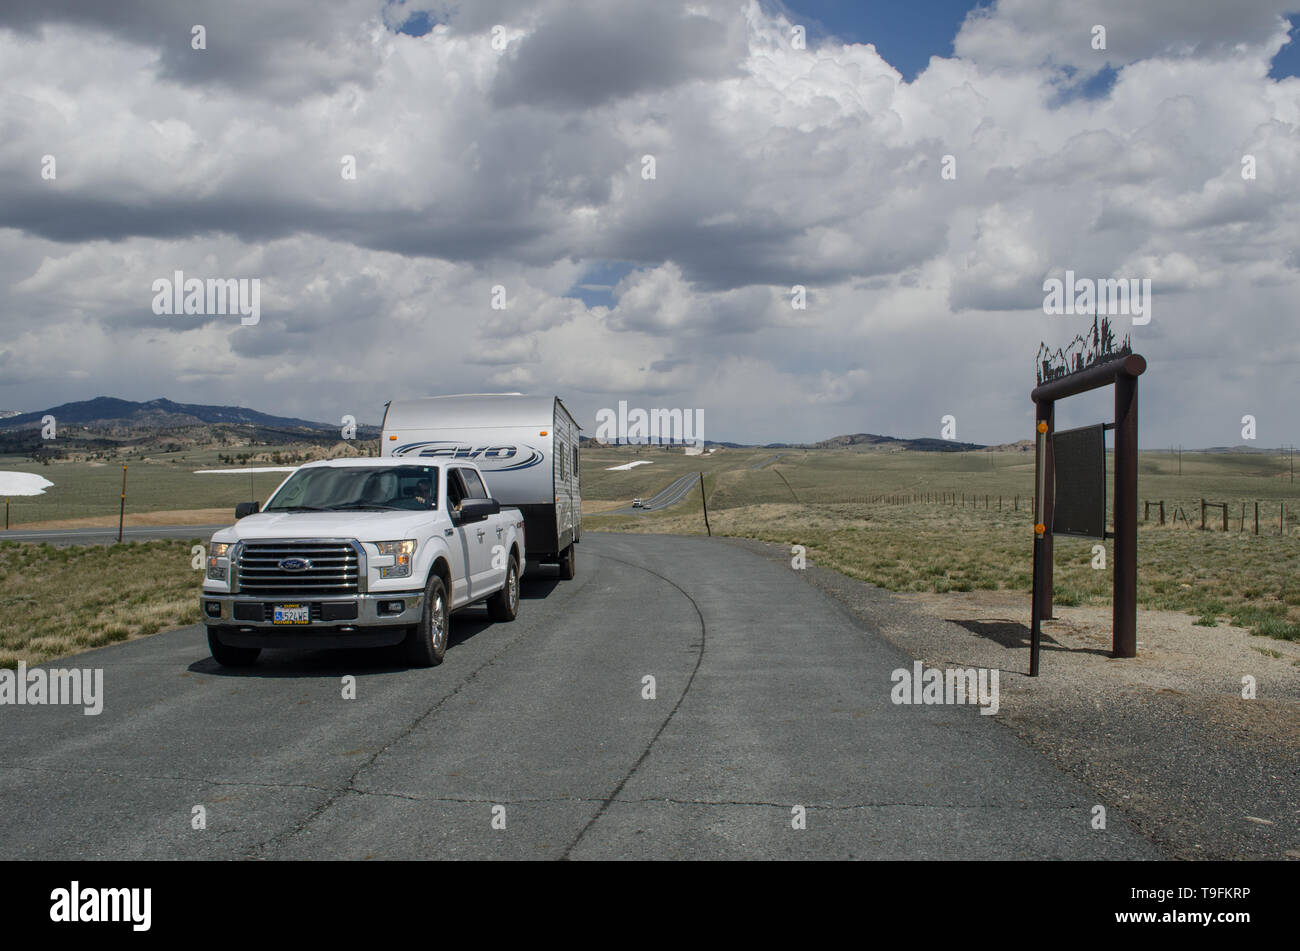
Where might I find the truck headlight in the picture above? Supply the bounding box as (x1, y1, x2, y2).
(207, 541, 233, 581)
(376, 539, 416, 579)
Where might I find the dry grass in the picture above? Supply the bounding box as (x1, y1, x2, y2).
(588, 497, 1300, 643)
(0, 539, 205, 667)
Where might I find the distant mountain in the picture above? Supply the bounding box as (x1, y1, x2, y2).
(0, 397, 341, 432)
(810, 433, 983, 452)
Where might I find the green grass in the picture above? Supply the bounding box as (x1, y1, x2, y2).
(582, 445, 1300, 643)
(0, 450, 311, 525)
(0, 539, 206, 666)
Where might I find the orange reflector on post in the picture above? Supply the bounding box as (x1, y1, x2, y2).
(1035, 523, 1046, 535)
(1037, 421, 1048, 434)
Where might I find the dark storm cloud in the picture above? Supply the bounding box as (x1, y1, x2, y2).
(490, 1, 746, 109)
(0, 0, 380, 98)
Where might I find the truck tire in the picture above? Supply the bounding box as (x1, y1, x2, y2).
(207, 629, 261, 667)
(403, 575, 449, 667)
(486, 556, 519, 621)
(558, 543, 576, 580)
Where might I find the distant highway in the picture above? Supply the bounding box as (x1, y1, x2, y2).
(610, 472, 701, 515)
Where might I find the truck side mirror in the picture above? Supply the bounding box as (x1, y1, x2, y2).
(235, 501, 260, 519)
(456, 498, 500, 523)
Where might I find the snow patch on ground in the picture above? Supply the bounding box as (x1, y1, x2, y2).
(0, 472, 55, 496)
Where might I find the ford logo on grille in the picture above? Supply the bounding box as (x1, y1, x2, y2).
(279, 557, 313, 571)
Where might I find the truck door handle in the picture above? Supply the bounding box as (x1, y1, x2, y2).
(495, 526, 503, 536)
(444, 528, 454, 536)
(476, 529, 485, 540)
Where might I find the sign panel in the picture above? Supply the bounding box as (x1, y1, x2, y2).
(1052, 424, 1106, 538)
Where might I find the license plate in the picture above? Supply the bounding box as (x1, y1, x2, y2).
(273, 603, 310, 624)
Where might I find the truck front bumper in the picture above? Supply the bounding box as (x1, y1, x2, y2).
(200, 591, 424, 649)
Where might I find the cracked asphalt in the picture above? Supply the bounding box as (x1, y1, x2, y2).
(0, 532, 1160, 859)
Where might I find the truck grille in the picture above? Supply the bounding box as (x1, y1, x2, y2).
(236, 542, 361, 596)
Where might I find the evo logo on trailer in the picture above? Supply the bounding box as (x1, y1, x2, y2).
(391, 441, 545, 472)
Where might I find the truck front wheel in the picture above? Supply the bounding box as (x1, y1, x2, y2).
(404, 575, 449, 667)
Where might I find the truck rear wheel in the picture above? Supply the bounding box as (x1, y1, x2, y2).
(207, 628, 261, 667)
(403, 576, 449, 667)
(558, 544, 576, 580)
(487, 556, 519, 621)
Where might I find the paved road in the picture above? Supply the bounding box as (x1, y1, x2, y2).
(0, 533, 1158, 859)
(610, 473, 701, 516)
(0, 525, 224, 546)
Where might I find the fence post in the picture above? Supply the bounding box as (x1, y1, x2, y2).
(1159, 500, 1165, 525)
(1255, 501, 1259, 535)
(698, 472, 711, 537)
(1240, 502, 1245, 533)
(1282, 501, 1286, 535)
(1222, 504, 1228, 532)
(1144, 501, 1149, 522)
(1201, 499, 1206, 530)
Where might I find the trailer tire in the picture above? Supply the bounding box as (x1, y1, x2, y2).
(207, 629, 260, 667)
(558, 543, 576, 580)
(487, 556, 519, 621)
(403, 575, 449, 667)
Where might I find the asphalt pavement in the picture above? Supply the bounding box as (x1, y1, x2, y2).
(0, 532, 1160, 859)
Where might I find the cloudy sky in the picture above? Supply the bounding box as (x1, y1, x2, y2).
(1, 0, 1298, 447)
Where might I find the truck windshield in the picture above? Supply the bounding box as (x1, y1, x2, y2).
(265, 466, 439, 512)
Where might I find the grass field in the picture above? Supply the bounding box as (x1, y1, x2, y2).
(0, 449, 297, 526)
(583, 445, 1300, 642)
(3, 443, 1298, 666)
(0, 539, 205, 667)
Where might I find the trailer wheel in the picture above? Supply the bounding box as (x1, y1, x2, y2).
(487, 556, 519, 621)
(558, 544, 576, 580)
(207, 629, 260, 667)
(403, 575, 449, 667)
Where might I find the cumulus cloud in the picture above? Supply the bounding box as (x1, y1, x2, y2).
(0, 0, 1297, 448)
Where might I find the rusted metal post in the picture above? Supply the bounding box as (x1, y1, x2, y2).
(118, 465, 127, 544)
(1034, 399, 1056, 620)
(1113, 370, 1138, 658)
(1159, 500, 1165, 525)
(698, 472, 711, 536)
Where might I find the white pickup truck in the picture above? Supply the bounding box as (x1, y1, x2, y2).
(200, 458, 525, 668)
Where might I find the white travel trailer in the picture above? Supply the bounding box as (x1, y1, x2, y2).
(381, 394, 581, 578)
